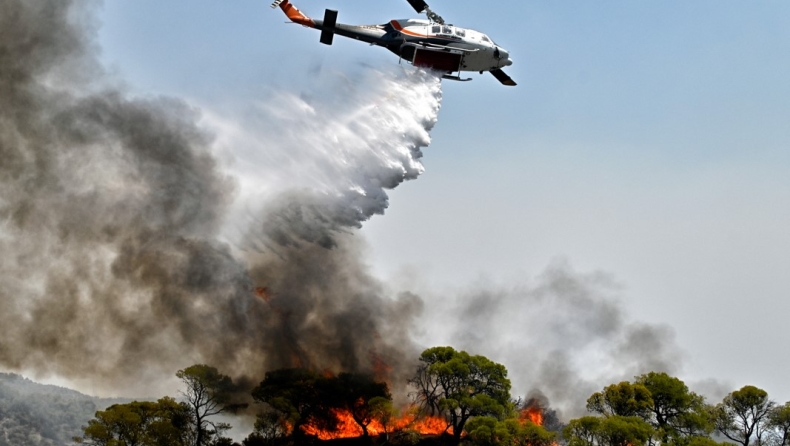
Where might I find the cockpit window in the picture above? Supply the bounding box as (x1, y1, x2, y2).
(481, 35, 490, 43)
(455, 28, 466, 37)
(432, 25, 440, 34)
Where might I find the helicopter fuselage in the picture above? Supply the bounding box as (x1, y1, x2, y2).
(311, 18, 513, 74)
(274, 0, 516, 85)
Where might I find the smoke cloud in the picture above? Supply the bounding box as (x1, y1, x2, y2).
(415, 261, 686, 419)
(2, 0, 695, 422)
(0, 0, 439, 397)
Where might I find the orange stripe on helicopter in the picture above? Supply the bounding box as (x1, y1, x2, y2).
(279, 0, 316, 27)
(389, 20, 428, 38)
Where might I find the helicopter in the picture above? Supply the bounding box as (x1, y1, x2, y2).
(271, 0, 516, 85)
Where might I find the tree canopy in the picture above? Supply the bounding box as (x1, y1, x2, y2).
(409, 346, 513, 445)
(712, 385, 775, 446)
(568, 373, 717, 446)
(565, 415, 654, 446)
(176, 364, 246, 446)
(635, 372, 712, 442)
(586, 381, 653, 419)
(74, 397, 192, 446)
(767, 402, 790, 446)
(467, 416, 556, 446)
(58, 354, 790, 446)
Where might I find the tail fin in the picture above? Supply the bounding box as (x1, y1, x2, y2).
(273, 0, 315, 28)
(319, 9, 338, 45)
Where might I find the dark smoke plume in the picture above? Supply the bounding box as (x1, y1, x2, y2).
(0, 0, 439, 397)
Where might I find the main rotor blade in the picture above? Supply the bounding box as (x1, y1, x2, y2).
(490, 69, 517, 86)
(406, 0, 428, 13)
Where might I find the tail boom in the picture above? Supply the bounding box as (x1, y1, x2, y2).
(273, 0, 315, 27)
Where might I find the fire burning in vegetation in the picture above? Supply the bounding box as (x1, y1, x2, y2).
(520, 405, 544, 426)
(301, 409, 451, 440)
(251, 366, 456, 442)
(249, 358, 553, 443)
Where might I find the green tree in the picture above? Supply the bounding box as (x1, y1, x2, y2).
(565, 416, 603, 446)
(766, 402, 790, 446)
(682, 437, 730, 446)
(177, 364, 246, 446)
(568, 374, 721, 446)
(597, 416, 655, 446)
(465, 416, 512, 446)
(466, 416, 556, 446)
(409, 346, 512, 445)
(587, 382, 654, 419)
(564, 415, 654, 446)
(712, 385, 775, 446)
(515, 418, 557, 446)
(634, 372, 712, 443)
(74, 397, 192, 446)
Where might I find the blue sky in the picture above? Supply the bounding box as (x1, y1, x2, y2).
(97, 0, 790, 406)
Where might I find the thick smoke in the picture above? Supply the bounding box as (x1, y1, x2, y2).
(0, 0, 439, 397)
(2, 0, 700, 421)
(418, 261, 686, 419)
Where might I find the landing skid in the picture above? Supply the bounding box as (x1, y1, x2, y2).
(442, 74, 472, 82)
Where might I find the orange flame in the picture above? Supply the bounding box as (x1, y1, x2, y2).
(301, 408, 450, 440)
(520, 406, 544, 426)
(302, 409, 364, 440)
(407, 414, 451, 435)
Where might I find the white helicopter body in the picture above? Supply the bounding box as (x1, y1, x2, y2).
(272, 0, 516, 85)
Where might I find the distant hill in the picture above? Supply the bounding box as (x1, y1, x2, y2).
(0, 373, 132, 446)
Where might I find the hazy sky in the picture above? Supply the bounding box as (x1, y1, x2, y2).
(93, 0, 789, 406)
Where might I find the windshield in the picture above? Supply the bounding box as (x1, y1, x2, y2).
(481, 34, 499, 45)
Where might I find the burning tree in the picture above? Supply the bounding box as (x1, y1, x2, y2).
(251, 368, 332, 442)
(409, 346, 513, 445)
(333, 372, 392, 437)
(250, 368, 393, 442)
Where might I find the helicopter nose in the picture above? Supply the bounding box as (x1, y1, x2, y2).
(495, 48, 512, 67)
